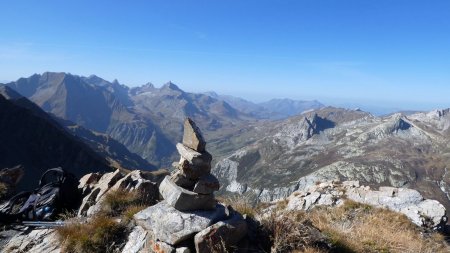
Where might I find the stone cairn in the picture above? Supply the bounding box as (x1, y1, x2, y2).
(132, 118, 248, 253)
(160, 117, 220, 211)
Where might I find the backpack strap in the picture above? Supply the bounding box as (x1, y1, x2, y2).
(0, 191, 33, 223)
(1, 191, 32, 214)
(39, 167, 66, 187)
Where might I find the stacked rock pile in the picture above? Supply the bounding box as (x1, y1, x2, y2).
(159, 118, 220, 211)
(132, 118, 248, 253)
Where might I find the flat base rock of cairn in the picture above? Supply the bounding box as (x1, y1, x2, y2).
(133, 118, 248, 253)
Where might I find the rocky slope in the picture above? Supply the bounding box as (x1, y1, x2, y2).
(2, 176, 447, 253)
(213, 107, 450, 213)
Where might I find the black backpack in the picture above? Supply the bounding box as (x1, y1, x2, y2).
(0, 167, 81, 223)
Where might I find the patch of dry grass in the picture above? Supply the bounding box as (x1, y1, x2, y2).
(57, 215, 127, 253)
(122, 204, 146, 222)
(219, 195, 258, 218)
(261, 210, 330, 253)
(224, 196, 449, 253)
(101, 189, 147, 217)
(57, 189, 148, 253)
(308, 200, 449, 253)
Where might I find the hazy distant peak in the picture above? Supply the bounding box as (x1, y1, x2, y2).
(161, 81, 182, 92)
(83, 74, 110, 87)
(203, 91, 219, 98)
(128, 82, 155, 96)
(42, 71, 71, 80)
(144, 82, 154, 88)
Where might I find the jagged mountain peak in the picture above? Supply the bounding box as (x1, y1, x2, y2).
(203, 91, 219, 98)
(161, 81, 182, 92)
(83, 74, 111, 86)
(384, 114, 412, 132)
(129, 82, 156, 96)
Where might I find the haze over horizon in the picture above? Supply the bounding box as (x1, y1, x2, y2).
(1, 1, 449, 112)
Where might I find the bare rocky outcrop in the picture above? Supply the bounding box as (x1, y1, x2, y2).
(78, 169, 163, 217)
(281, 180, 447, 229)
(3, 229, 59, 253)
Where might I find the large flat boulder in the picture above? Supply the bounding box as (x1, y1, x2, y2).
(134, 201, 229, 245)
(159, 177, 216, 211)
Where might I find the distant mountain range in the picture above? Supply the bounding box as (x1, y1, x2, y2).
(212, 107, 450, 211)
(2, 72, 448, 213)
(1, 72, 323, 167)
(204, 92, 324, 119)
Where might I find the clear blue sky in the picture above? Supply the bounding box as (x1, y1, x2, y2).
(1, 0, 449, 110)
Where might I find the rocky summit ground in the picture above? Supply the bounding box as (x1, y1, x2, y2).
(1, 172, 448, 253)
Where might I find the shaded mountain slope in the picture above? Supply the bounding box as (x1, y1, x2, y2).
(0, 91, 112, 190)
(57, 119, 156, 171)
(0, 86, 155, 171)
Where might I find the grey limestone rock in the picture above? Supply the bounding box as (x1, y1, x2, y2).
(134, 201, 228, 245)
(175, 247, 191, 253)
(193, 174, 220, 195)
(159, 176, 216, 211)
(78, 172, 102, 195)
(3, 229, 59, 253)
(194, 213, 248, 253)
(182, 118, 206, 152)
(176, 143, 212, 179)
(78, 169, 124, 216)
(284, 180, 447, 228)
(111, 170, 159, 205)
(170, 170, 196, 190)
(122, 226, 148, 253)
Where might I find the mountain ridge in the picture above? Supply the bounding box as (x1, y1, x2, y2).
(2, 72, 325, 167)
